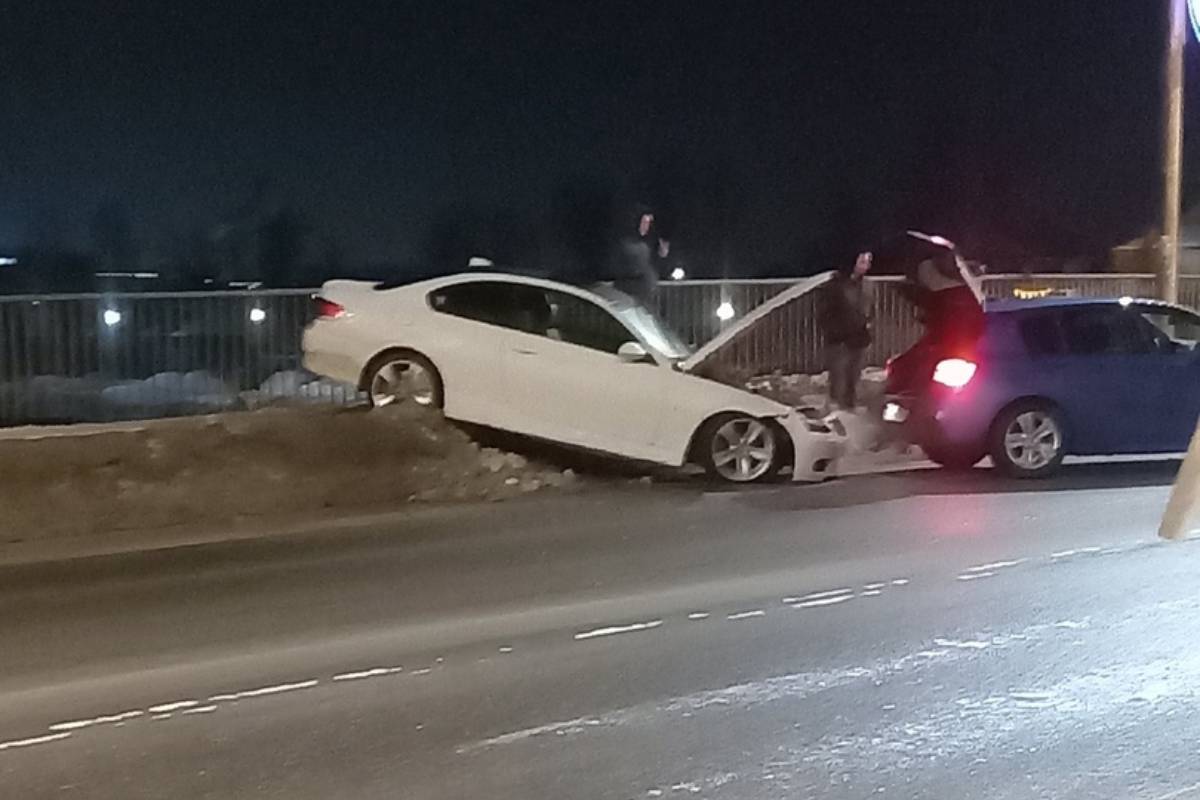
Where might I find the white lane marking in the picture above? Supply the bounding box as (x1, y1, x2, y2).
(934, 638, 990, 650)
(1051, 546, 1103, 559)
(1054, 620, 1088, 630)
(957, 572, 995, 581)
(794, 588, 854, 601)
(0, 732, 72, 751)
(332, 666, 403, 682)
(207, 679, 318, 703)
(727, 610, 766, 621)
(151, 714, 173, 721)
(410, 668, 433, 676)
(181, 705, 218, 715)
(574, 620, 663, 641)
(148, 700, 199, 713)
(790, 594, 854, 609)
(687, 612, 710, 621)
(862, 582, 887, 590)
(890, 578, 910, 586)
(965, 559, 1026, 573)
(49, 710, 143, 732)
(498, 646, 514, 653)
(861, 590, 883, 597)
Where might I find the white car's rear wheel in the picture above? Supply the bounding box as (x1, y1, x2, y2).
(365, 351, 443, 410)
(699, 414, 781, 483)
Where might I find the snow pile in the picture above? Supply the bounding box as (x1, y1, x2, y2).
(746, 368, 887, 415)
(746, 368, 909, 463)
(101, 371, 240, 410)
(0, 406, 578, 540)
(246, 370, 363, 407)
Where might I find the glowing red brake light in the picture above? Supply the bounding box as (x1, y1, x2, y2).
(932, 358, 977, 389)
(313, 297, 345, 319)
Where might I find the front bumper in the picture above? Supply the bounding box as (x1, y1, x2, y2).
(779, 411, 846, 482)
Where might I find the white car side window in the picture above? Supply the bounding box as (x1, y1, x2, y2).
(544, 291, 634, 355)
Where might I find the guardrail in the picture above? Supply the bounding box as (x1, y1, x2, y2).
(0, 273, 1183, 424)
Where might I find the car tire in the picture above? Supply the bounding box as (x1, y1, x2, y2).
(363, 350, 444, 410)
(921, 443, 984, 471)
(696, 413, 783, 484)
(988, 400, 1066, 479)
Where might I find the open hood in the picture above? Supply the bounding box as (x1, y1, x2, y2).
(678, 272, 834, 374)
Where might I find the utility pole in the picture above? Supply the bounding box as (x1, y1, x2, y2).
(1162, 0, 1187, 303)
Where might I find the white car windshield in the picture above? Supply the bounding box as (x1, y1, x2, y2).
(614, 303, 691, 360)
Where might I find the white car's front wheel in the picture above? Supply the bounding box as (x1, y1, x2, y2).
(698, 414, 782, 484)
(364, 350, 444, 410)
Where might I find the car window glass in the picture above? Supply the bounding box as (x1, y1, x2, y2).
(543, 290, 633, 354)
(429, 281, 550, 334)
(1017, 313, 1063, 356)
(1137, 307, 1200, 351)
(1060, 307, 1154, 355)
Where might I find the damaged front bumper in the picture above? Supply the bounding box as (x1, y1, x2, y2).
(778, 408, 846, 482)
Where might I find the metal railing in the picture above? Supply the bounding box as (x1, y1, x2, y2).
(0, 273, 1186, 424)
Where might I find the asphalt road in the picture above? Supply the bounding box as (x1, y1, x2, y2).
(3, 461, 1200, 799)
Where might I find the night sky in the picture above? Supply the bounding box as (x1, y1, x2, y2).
(0, 1, 1184, 277)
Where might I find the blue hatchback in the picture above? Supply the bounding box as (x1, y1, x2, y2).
(882, 296, 1200, 477)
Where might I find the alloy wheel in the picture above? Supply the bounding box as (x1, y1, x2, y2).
(370, 358, 437, 408)
(1003, 410, 1062, 471)
(710, 418, 776, 482)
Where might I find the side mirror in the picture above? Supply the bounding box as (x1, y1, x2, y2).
(617, 341, 651, 363)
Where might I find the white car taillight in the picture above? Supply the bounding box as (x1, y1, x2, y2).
(932, 358, 977, 389)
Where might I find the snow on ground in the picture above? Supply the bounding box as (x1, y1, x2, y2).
(0, 405, 578, 541)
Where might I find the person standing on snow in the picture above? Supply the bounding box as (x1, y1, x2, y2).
(819, 251, 874, 411)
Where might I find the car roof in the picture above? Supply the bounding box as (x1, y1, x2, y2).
(985, 296, 1185, 314)
(397, 271, 638, 308)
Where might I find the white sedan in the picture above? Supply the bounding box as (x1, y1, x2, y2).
(302, 272, 844, 483)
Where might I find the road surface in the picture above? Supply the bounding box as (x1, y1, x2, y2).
(2, 462, 1200, 799)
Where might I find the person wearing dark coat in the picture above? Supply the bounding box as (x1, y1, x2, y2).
(819, 251, 874, 410)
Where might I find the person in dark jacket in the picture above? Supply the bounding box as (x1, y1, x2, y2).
(819, 251, 874, 410)
(611, 205, 661, 305)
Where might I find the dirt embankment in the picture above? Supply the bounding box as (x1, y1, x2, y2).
(0, 406, 577, 541)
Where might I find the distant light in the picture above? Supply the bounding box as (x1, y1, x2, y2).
(103, 309, 122, 327)
(670, 267, 686, 281)
(467, 256, 494, 268)
(0, 257, 17, 267)
(716, 301, 735, 321)
(1119, 296, 1133, 307)
(249, 307, 267, 324)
